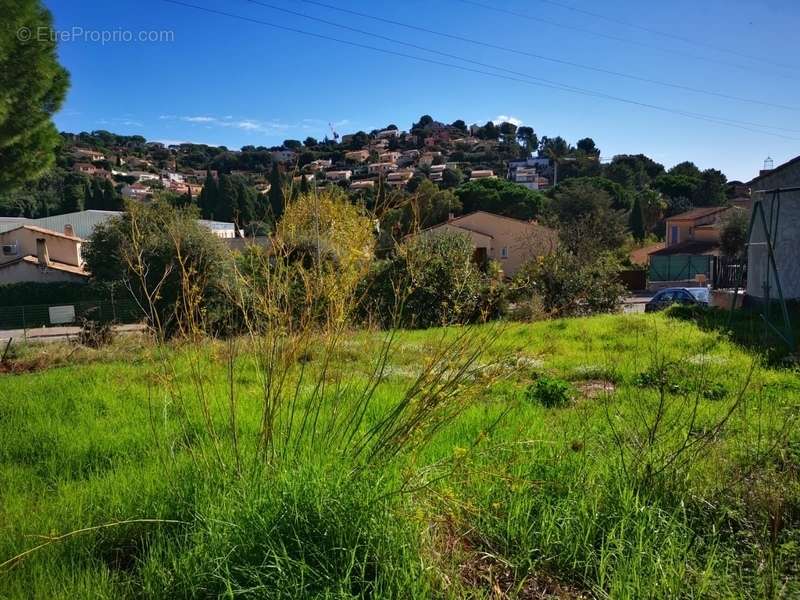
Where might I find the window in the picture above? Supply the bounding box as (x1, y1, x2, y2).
(670, 225, 679, 245)
(500, 246, 508, 258)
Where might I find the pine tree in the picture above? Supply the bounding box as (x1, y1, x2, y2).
(268, 162, 285, 221)
(1, 0, 69, 193)
(629, 193, 645, 242)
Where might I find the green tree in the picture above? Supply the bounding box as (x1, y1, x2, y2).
(101, 178, 122, 211)
(0, 0, 69, 193)
(197, 170, 218, 219)
(361, 231, 484, 329)
(516, 126, 538, 150)
(629, 193, 645, 242)
(693, 168, 727, 206)
(550, 181, 627, 260)
(268, 162, 286, 221)
(576, 137, 600, 157)
(83, 202, 231, 336)
(441, 167, 464, 189)
(61, 173, 87, 213)
(455, 178, 546, 220)
(668, 161, 702, 179)
(720, 209, 749, 257)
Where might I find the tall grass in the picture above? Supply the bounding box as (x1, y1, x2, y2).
(2, 190, 799, 598)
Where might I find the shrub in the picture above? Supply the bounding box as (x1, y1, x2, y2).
(83, 202, 232, 337)
(526, 375, 573, 407)
(359, 231, 492, 328)
(511, 250, 625, 318)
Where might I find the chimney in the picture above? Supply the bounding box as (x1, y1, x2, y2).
(36, 238, 50, 266)
(64, 224, 75, 237)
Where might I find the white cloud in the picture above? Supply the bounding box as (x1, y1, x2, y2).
(182, 116, 217, 123)
(494, 115, 523, 126)
(160, 114, 349, 138)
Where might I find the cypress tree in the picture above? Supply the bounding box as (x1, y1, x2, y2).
(198, 169, 218, 219)
(101, 178, 119, 210)
(629, 193, 645, 242)
(268, 162, 285, 221)
(216, 173, 238, 223)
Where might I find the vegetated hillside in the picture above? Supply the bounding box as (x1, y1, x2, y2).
(1, 314, 798, 598)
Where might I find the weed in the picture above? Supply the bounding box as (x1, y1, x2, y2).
(526, 376, 573, 408)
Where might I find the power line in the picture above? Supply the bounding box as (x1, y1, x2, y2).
(452, 0, 800, 82)
(284, 0, 798, 113)
(159, 0, 800, 141)
(239, 0, 799, 134)
(528, 0, 798, 71)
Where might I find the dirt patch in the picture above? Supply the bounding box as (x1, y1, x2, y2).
(576, 380, 615, 399)
(0, 357, 48, 375)
(461, 552, 593, 599)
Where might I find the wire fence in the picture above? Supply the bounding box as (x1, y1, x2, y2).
(0, 299, 143, 332)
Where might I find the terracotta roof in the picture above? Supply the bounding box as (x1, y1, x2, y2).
(666, 206, 730, 222)
(629, 242, 665, 265)
(0, 255, 88, 277)
(649, 240, 720, 257)
(0, 224, 84, 242)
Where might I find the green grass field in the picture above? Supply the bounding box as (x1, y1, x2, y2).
(1, 314, 799, 599)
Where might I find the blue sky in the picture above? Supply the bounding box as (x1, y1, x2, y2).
(45, 0, 799, 181)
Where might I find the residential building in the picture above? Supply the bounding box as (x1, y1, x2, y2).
(664, 206, 731, 247)
(73, 147, 105, 162)
(376, 128, 401, 139)
(385, 170, 414, 188)
(270, 149, 297, 164)
(121, 183, 152, 199)
(424, 130, 450, 147)
(419, 152, 442, 167)
(345, 150, 370, 163)
(0, 210, 121, 240)
(379, 151, 401, 164)
(368, 162, 397, 176)
(470, 170, 496, 181)
(746, 155, 800, 300)
(307, 159, 333, 172)
(128, 171, 160, 182)
(198, 220, 241, 239)
(0, 225, 88, 283)
(74, 162, 100, 175)
(350, 180, 375, 190)
(419, 212, 557, 277)
(648, 206, 745, 287)
(326, 170, 352, 182)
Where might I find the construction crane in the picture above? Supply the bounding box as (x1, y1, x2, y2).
(328, 122, 340, 142)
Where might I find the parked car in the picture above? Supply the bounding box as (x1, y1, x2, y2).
(645, 287, 710, 313)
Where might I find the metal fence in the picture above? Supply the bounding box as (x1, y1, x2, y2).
(713, 257, 747, 290)
(649, 255, 713, 282)
(0, 299, 143, 331)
